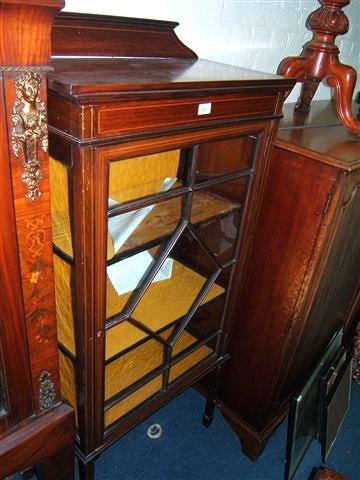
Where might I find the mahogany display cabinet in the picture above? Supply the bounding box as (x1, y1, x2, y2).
(217, 100, 360, 460)
(47, 12, 294, 479)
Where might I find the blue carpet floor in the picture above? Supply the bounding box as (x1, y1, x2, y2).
(90, 382, 360, 480)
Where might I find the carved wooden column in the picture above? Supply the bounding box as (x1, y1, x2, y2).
(0, 1, 74, 478)
(278, 0, 360, 136)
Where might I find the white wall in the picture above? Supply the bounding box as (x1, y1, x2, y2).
(63, 0, 360, 103)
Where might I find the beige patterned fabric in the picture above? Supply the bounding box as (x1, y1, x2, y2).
(353, 322, 360, 385)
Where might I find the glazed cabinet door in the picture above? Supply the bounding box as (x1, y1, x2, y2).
(102, 136, 254, 431)
(48, 128, 261, 450)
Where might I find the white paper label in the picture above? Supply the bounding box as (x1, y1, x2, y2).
(197, 102, 212, 115)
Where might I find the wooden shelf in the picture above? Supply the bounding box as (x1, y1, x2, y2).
(107, 191, 239, 260)
(106, 259, 224, 356)
(52, 190, 239, 262)
(104, 330, 213, 427)
(58, 327, 213, 429)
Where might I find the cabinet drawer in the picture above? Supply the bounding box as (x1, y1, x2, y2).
(95, 94, 278, 138)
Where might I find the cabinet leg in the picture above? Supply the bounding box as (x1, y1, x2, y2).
(202, 366, 221, 428)
(221, 411, 273, 460)
(78, 459, 95, 480)
(35, 444, 74, 480)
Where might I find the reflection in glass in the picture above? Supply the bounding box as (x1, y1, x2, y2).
(191, 176, 249, 264)
(193, 212, 241, 265)
(185, 283, 226, 342)
(195, 135, 256, 183)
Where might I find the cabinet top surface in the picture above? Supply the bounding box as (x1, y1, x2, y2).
(48, 57, 293, 99)
(276, 102, 360, 171)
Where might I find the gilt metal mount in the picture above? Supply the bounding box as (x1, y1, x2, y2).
(11, 71, 49, 201)
(39, 370, 56, 411)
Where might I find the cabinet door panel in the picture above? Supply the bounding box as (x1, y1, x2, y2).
(219, 146, 338, 428)
(278, 171, 360, 404)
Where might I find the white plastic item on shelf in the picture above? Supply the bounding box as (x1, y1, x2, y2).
(107, 177, 177, 295)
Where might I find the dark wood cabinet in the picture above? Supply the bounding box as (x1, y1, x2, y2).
(46, 12, 294, 479)
(217, 101, 360, 459)
(311, 467, 350, 480)
(0, 2, 74, 479)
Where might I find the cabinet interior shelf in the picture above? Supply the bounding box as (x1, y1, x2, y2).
(52, 189, 241, 263)
(59, 326, 216, 428)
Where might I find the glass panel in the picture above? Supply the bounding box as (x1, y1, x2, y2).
(106, 253, 222, 349)
(167, 267, 230, 385)
(104, 375, 162, 428)
(106, 243, 166, 322)
(53, 254, 76, 356)
(49, 157, 73, 258)
(107, 196, 183, 261)
(106, 321, 149, 360)
(195, 135, 256, 183)
(168, 333, 218, 384)
(105, 336, 163, 401)
(191, 176, 249, 264)
(103, 317, 217, 427)
(109, 149, 186, 205)
(58, 351, 78, 425)
(185, 294, 225, 342)
(105, 226, 225, 357)
(129, 230, 223, 339)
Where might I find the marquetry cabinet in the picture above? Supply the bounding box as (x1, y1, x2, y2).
(0, 1, 74, 479)
(217, 101, 360, 460)
(46, 12, 294, 479)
